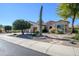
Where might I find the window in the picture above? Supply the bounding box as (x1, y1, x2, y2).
(57, 25, 61, 28)
(57, 24, 64, 29)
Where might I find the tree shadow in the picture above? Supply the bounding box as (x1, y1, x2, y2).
(16, 34, 33, 39)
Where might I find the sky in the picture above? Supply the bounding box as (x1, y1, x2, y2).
(0, 3, 79, 26)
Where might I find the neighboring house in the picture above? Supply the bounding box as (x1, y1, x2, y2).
(29, 21, 39, 33)
(0, 25, 4, 33)
(0, 28, 5, 33)
(29, 20, 70, 33)
(29, 21, 46, 33)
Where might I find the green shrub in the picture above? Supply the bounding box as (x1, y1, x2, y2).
(35, 31, 39, 34)
(69, 28, 79, 33)
(69, 28, 72, 33)
(42, 27, 48, 33)
(74, 29, 79, 33)
(73, 33, 79, 40)
(32, 31, 39, 36)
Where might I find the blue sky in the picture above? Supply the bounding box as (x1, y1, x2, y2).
(0, 3, 79, 26)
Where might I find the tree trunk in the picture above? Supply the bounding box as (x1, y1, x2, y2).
(21, 30, 24, 35)
(71, 14, 76, 33)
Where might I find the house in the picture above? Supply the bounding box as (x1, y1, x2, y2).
(29, 20, 70, 33)
(29, 21, 46, 33)
(46, 20, 69, 33)
(29, 21, 38, 33)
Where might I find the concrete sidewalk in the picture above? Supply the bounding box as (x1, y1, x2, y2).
(0, 34, 79, 56)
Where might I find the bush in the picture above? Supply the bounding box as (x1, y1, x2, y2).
(32, 31, 39, 36)
(74, 29, 79, 33)
(42, 27, 48, 33)
(69, 28, 72, 33)
(73, 33, 79, 41)
(69, 28, 79, 33)
(35, 31, 39, 34)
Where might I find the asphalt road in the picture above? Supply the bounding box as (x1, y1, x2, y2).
(0, 39, 49, 56)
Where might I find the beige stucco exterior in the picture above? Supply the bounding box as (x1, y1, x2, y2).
(29, 20, 69, 33)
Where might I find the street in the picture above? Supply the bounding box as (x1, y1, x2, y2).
(0, 39, 49, 56)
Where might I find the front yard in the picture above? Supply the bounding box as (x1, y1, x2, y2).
(10, 33, 79, 48)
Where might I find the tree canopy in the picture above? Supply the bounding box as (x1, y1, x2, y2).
(13, 19, 31, 30)
(13, 19, 31, 34)
(57, 3, 79, 33)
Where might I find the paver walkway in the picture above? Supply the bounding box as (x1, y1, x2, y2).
(0, 34, 79, 56)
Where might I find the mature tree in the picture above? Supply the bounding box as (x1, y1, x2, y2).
(4, 26, 12, 32)
(13, 19, 31, 35)
(39, 5, 43, 36)
(57, 3, 79, 33)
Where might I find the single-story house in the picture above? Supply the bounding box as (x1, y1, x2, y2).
(29, 20, 70, 33)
